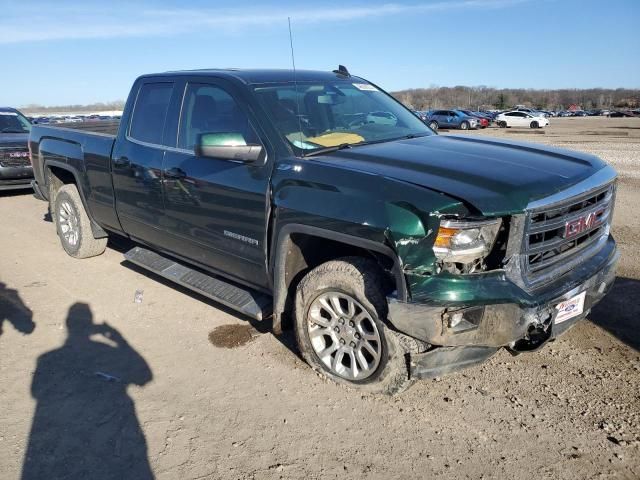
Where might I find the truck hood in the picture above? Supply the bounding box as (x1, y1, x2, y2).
(314, 134, 609, 216)
(0, 133, 29, 146)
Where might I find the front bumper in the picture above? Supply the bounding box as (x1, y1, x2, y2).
(0, 165, 33, 191)
(388, 236, 619, 378)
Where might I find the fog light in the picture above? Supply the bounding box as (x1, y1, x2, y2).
(450, 312, 464, 328)
(444, 306, 485, 333)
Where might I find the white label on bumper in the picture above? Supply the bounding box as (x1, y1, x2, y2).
(555, 291, 586, 324)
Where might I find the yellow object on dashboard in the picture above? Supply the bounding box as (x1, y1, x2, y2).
(306, 132, 364, 147)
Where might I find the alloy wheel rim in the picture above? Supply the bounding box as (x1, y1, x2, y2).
(58, 201, 79, 246)
(307, 292, 382, 380)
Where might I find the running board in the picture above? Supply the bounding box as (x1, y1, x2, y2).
(123, 246, 272, 321)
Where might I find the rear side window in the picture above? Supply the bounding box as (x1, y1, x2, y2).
(129, 83, 173, 145)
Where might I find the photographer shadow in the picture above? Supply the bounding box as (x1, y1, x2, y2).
(22, 303, 154, 480)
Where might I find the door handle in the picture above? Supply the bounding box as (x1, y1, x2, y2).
(113, 157, 130, 168)
(164, 167, 187, 180)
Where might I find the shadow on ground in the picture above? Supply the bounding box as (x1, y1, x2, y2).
(0, 188, 32, 198)
(0, 282, 35, 338)
(590, 276, 640, 351)
(21, 303, 154, 479)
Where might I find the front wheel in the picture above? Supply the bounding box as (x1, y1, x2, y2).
(460, 121, 470, 130)
(530, 121, 539, 129)
(294, 258, 422, 395)
(498, 120, 507, 128)
(53, 184, 107, 258)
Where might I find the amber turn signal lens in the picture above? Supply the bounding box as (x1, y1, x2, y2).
(434, 227, 458, 248)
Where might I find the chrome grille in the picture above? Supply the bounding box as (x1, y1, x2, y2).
(0, 146, 30, 167)
(523, 182, 615, 286)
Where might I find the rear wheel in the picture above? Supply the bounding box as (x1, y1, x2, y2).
(429, 120, 439, 131)
(294, 257, 423, 395)
(460, 121, 470, 130)
(53, 184, 107, 258)
(530, 121, 539, 129)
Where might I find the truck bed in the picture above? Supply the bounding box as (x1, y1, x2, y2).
(42, 120, 120, 136)
(29, 122, 121, 233)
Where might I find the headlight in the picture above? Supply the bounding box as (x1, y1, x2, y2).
(433, 218, 502, 264)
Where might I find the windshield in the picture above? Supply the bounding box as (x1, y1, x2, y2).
(0, 111, 31, 133)
(253, 80, 432, 154)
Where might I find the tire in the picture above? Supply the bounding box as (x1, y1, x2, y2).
(460, 121, 469, 130)
(294, 257, 424, 395)
(530, 121, 539, 129)
(53, 184, 107, 259)
(498, 121, 507, 128)
(429, 120, 439, 131)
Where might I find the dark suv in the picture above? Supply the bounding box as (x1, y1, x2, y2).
(0, 107, 33, 191)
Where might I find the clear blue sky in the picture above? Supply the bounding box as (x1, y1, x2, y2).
(1, 0, 639, 106)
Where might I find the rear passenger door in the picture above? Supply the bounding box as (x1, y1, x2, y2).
(160, 79, 272, 289)
(112, 80, 175, 244)
(432, 110, 447, 126)
(443, 111, 456, 128)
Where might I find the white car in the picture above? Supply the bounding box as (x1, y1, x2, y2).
(496, 111, 549, 129)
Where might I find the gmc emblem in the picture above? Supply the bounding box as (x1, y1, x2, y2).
(564, 208, 605, 239)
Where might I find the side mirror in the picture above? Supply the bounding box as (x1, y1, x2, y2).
(195, 133, 264, 163)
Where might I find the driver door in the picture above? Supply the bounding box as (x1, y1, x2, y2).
(160, 80, 271, 289)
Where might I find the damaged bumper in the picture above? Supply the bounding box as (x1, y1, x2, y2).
(388, 236, 619, 379)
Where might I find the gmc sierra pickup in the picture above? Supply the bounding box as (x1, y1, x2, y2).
(30, 68, 619, 394)
(1, 107, 33, 191)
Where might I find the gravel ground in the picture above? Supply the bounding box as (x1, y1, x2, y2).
(1, 117, 639, 479)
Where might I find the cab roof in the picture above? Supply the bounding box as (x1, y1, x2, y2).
(142, 69, 365, 85)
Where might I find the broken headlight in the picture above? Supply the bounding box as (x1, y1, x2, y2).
(433, 219, 502, 270)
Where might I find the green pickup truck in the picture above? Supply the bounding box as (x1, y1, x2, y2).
(29, 67, 618, 394)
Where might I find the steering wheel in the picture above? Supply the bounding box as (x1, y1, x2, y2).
(348, 118, 369, 128)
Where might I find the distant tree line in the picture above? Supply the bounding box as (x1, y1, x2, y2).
(391, 86, 640, 111)
(20, 101, 125, 114)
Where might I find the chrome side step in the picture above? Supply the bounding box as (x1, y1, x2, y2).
(123, 246, 272, 321)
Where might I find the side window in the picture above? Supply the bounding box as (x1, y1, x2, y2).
(178, 83, 258, 150)
(129, 83, 173, 145)
(505, 112, 516, 117)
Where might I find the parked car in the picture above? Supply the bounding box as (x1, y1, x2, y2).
(557, 111, 573, 117)
(30, 67, 618, 394)
(427, 110, 478, 131)
(0, 107, 33, 191)
(572, 111, 589, 117)
(412, 110, 429, 123)
(495, 111, 549, 128)
(608, 110, 633, 117)
(458, 110, 490, 128)
(513, 107, 548, 117)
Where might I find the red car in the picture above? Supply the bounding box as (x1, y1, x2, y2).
(459, 110, 490, 128)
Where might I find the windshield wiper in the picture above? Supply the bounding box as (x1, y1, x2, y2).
(304, 142, 354, 158)
(393, 132, 432, 141)
(1, 128, 27, 133)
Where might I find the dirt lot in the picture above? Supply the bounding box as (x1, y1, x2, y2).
(1, 117, 639, 479)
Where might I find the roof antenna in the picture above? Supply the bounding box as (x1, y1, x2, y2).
(288, 17, 304, 152)
(333, 65, 351, 77)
